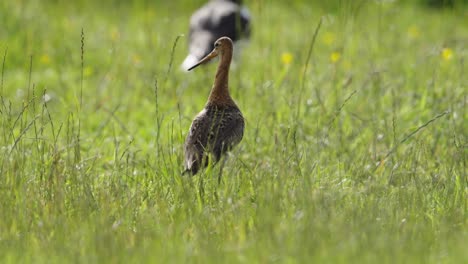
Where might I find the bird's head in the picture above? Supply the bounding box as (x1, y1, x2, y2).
(187, 37, 233, 71)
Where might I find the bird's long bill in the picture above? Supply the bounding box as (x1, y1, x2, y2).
(187, 50, 219, 71)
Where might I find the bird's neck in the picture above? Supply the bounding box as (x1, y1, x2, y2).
(207, 49, 235, 107)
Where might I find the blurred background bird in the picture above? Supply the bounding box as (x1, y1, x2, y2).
(181, 0, 251, 71)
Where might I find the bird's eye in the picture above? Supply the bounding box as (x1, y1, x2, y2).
(214, 42, 220, 48)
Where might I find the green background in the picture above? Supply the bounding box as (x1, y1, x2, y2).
(0, 0, 466, 263)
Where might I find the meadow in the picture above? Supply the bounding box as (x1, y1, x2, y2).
(0, 0, 466, 263)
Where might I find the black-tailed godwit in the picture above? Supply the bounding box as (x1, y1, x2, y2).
(183, 37, 244, 175)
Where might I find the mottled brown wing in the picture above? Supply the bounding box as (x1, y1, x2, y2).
(211, 107, 244, 161)
(184, 110, 212, 174)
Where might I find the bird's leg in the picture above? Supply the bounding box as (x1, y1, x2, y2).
(217, 155, 228, 185)
(198, 174, 205, 205)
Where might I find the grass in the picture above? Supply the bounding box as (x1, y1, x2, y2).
(0, 0, 466, 263)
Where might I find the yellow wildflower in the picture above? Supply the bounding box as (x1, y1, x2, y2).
(40, 54, 51, 65)
(110, 27, 120, 41)
(407, 25, 420, 39)
(322, 32, 336, 46)
(330, 52, 341, 63)
(83, 66, 93, 77)
(133, 54, 142, 66)
(281, 52, 293, 65)
(441, 48, 453, 61)
(145, 9, 156, 18)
